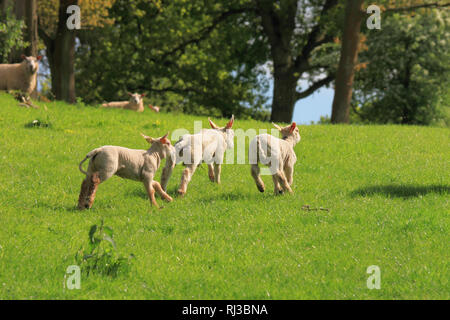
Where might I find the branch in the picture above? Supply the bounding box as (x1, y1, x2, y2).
(384, 2, 450, 12)
(157, 7, 255, 62)
(296, 75, 334, 100)
(294, 0, 338, 72)
(38, 16, 53, 47)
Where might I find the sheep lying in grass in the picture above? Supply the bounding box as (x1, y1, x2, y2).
(249, 122, 300, 195)
(101, 92, 145, 112)
(0, 55, 42, 95)
(148, 104, 160, 113)
(171, 115, 234, 196)
(77, 133, 176, 210)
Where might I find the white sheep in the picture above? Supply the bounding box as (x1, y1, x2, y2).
(77, 133, 176, 210)
(169, 115, 234, 196)
(249, 122, 300, 195)
(0, 55, 42, 95)
(101, 92, 145, 112)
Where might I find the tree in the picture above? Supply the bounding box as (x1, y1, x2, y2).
(0, 2, 27, 63)
(74, 0, 271, 118)
(255, 0, 340, 122)
(75, 0, 343, 121)
(352, 9, 449, 125)
(0, 0, 38, 61)
(38, 0, 115, 103)
(330, 0, 364, 124)
(330, 0, 450, 124)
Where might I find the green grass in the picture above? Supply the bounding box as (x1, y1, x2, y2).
(0, 93, 448, 299)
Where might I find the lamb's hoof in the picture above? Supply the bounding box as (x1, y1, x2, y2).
(275, 190, 284, 195)
(177, 190, 186, 197)
(209, 175, 215, 182)
(257, 185, 265, 193)
(165, 196, 173, 202)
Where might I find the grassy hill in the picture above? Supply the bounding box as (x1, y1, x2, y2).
(0, 93, 448, 299)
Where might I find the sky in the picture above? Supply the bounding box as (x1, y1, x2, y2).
(292, 87, 333, 124)
(264, 79, 334, 125)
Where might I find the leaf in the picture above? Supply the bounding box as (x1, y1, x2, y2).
(89, 225, 97, 244)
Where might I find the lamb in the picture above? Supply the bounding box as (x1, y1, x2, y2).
(148, 104, 160, 113)
(101, 92, 145, 112)
(249, 122, 300, 195)
(170, 115, 234, 196)
(77, 133, 176, 210)
(0, 55, 42, 95)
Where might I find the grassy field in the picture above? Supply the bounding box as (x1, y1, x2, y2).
(0, 92, 448, 299)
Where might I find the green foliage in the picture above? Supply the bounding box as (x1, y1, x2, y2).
(75, 220, 134, 277)
(0, 93, 448, 299)
(75, 0, 270, 118)
(0, 5, 28, 63)
(353, 10, 450, 126)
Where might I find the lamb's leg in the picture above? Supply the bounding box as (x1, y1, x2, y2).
(207, 164, 215, 182)
(284, 164, 294, 186)
(144, 179, 159, 209)
(152, 180, 173, 202)
(275, 170, 293, 194)
(161, 160, 174, 192)
(251, 164, 265, 192)
(272, 175, 283, 195)
(214, 163, 221, 184)
(178, 163, 198, 196)
(77, 172, 101, 210)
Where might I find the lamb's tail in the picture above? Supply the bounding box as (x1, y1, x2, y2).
(78, 148, 101, 175)
(249, 136, 271, 166)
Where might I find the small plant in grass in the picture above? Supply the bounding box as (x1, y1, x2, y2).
(75, 220, 134, 277)
(24, 118, 52, 128)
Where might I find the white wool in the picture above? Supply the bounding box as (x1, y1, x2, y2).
(0, 57, 40, 94)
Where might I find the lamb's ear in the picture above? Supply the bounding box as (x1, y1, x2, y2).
(289, 122, 296, 133)
(140, 133, 154, 144)
(225, 114, 234, 129)
(127, 92, 133, 96)
(208, 118, 219, 129)
(36, 55, 43, 61)
(160, 133, 170, 145)
(272, 122, 282, 131)
(21, 54, 26, 60)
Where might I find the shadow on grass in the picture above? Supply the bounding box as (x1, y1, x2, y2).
(351, 184, 450, 198)
(200, 190, 273, 202)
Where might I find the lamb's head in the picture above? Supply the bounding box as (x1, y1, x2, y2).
(128, 92, 145, 105)
(141, 132, 175, 159)
(273, 122, 301, 145)
(21, 55, 42, 74)
(208, 115, 235, 149)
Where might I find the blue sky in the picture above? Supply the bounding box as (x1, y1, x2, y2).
(292, 87, 333, 124)
(264, 78, 334, 124)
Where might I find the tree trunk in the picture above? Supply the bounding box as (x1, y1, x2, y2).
(45, 0, 77, 103)
(270, 67, 297, 123)
(330, 0, 364, 124)
(24, 0, 38, 57)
